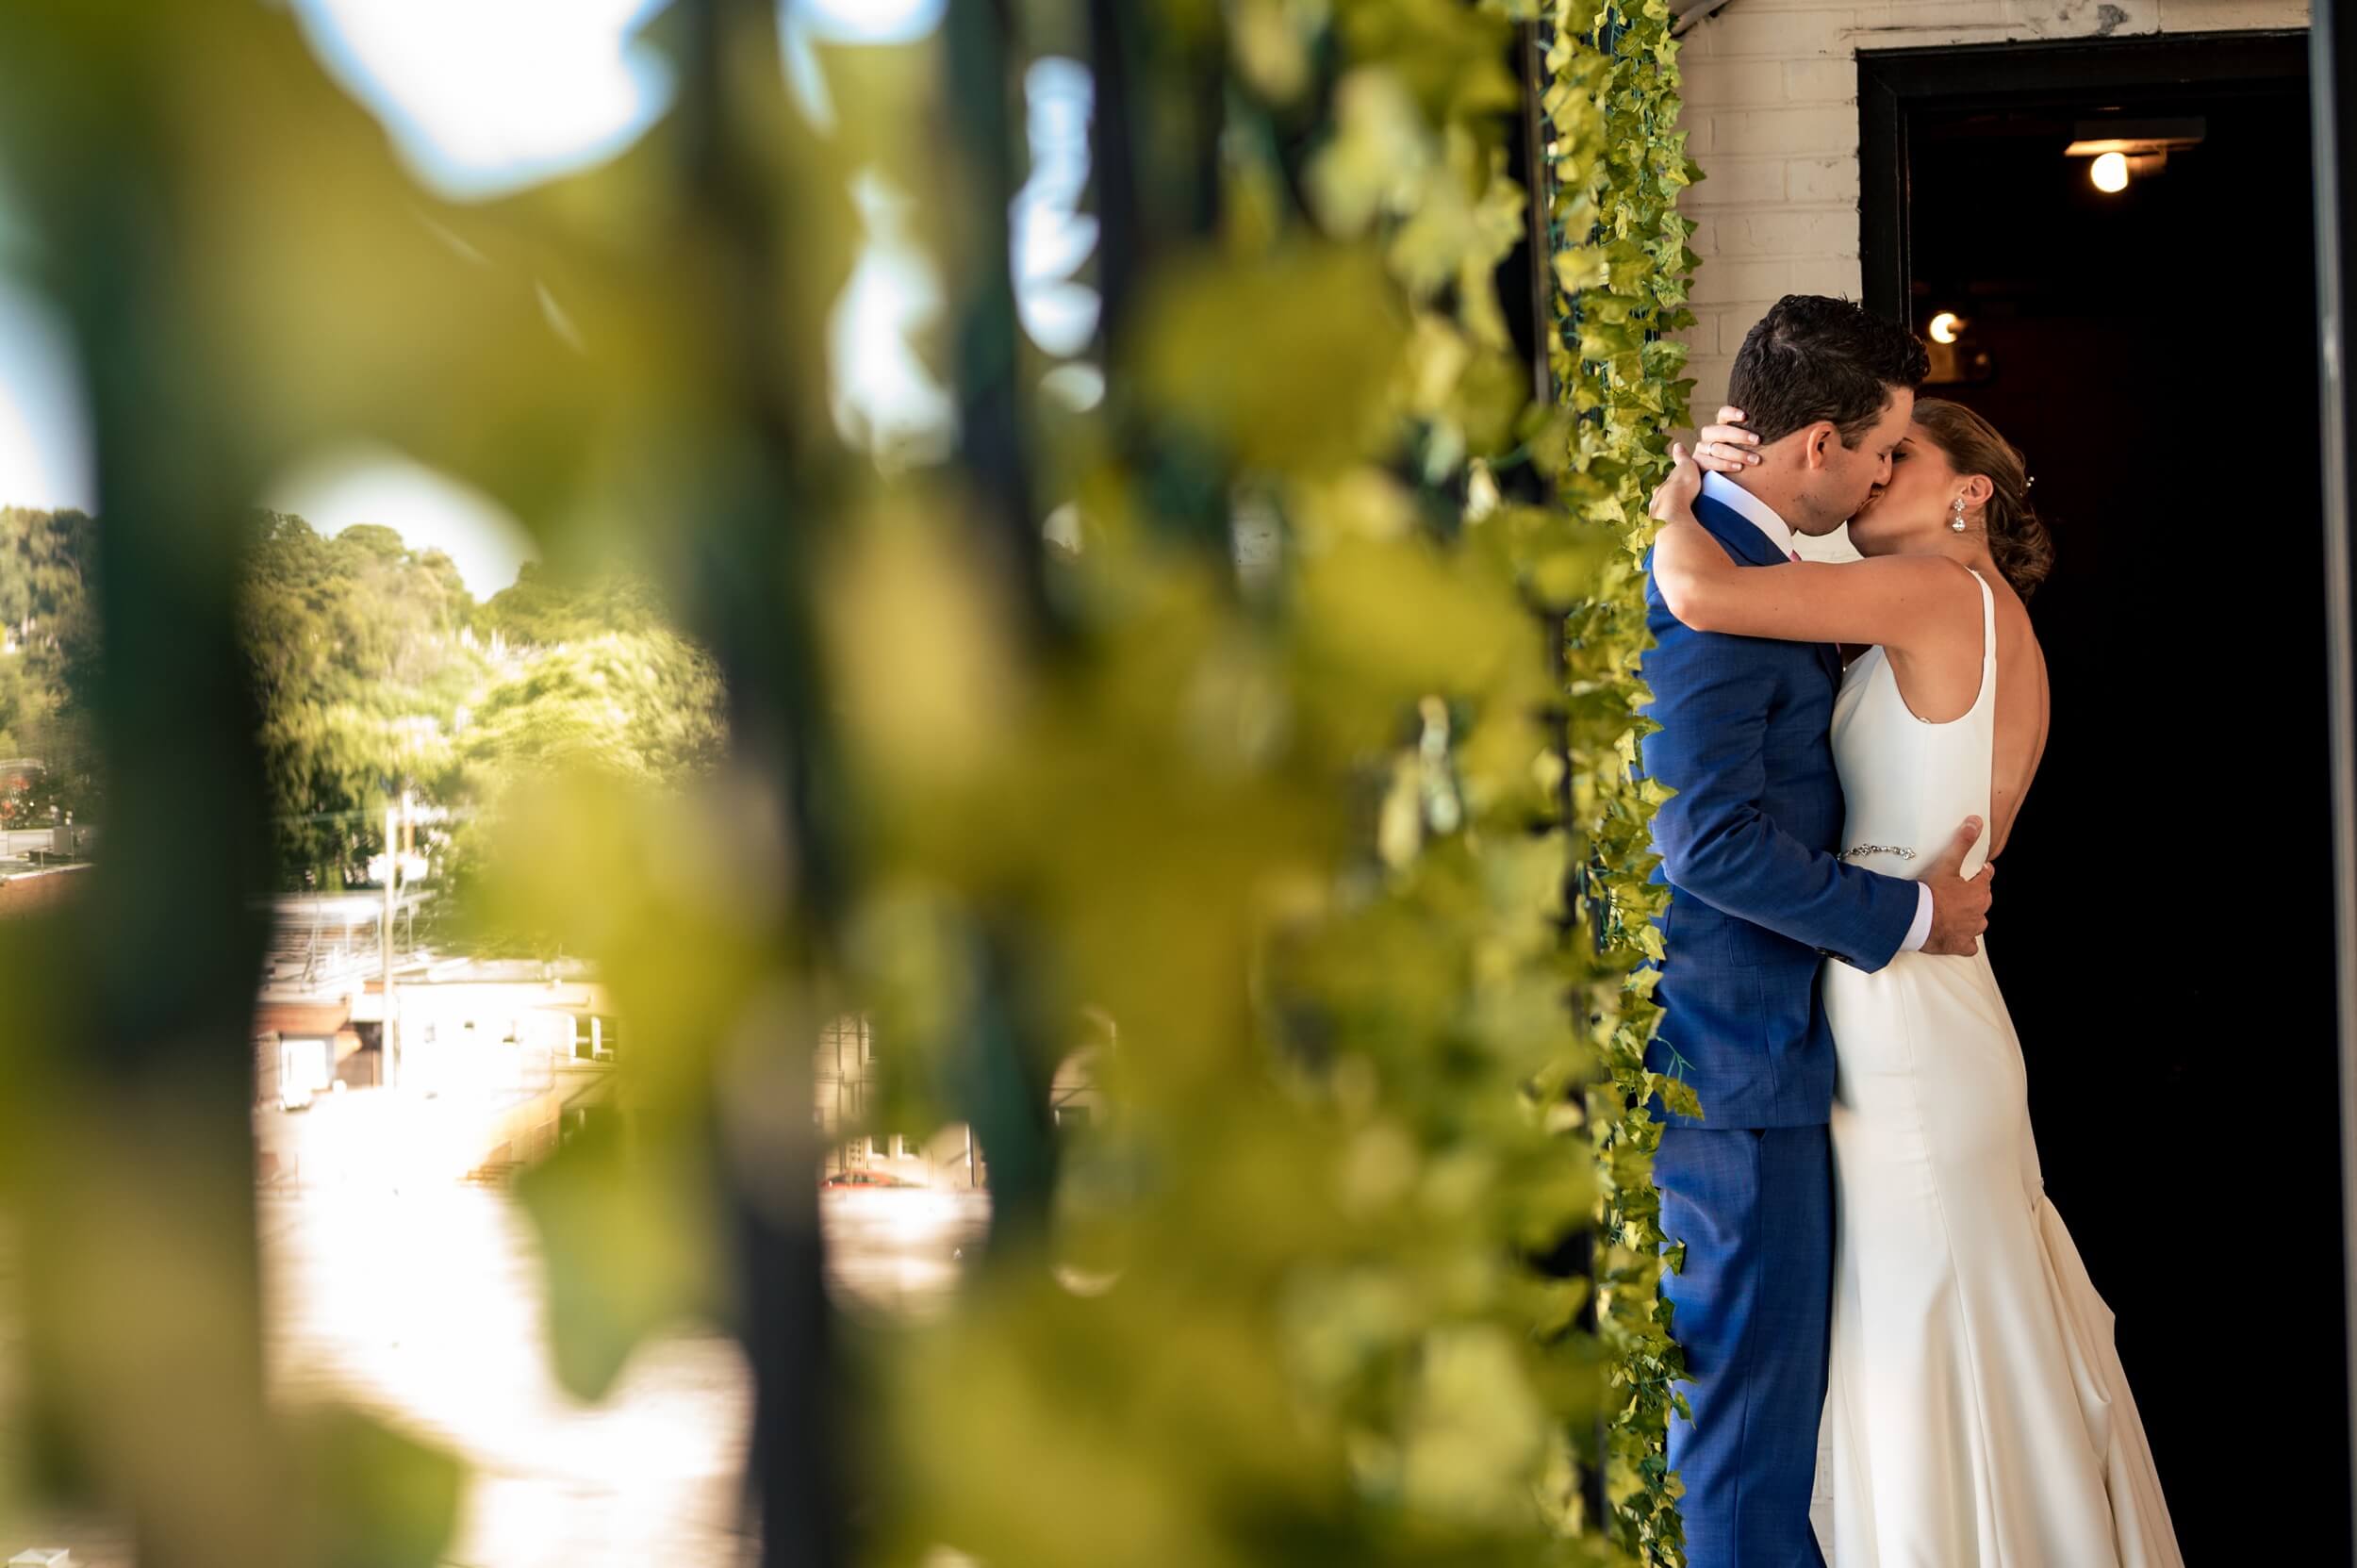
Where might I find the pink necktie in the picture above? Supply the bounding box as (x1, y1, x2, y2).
(1790, 551, 1802, 563)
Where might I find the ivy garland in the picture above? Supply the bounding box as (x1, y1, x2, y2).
(843, 1, 1711, 1563)
(1307, 0, 1707, 1558)
(1532, 2, 1704, 1561)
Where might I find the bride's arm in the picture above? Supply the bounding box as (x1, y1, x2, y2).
(1647, 444, 1980, 652)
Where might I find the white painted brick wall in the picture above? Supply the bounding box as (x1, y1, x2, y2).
(1672, 0, 2310, 422)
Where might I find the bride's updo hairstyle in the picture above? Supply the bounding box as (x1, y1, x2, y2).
(1910, 398, 2055, 600)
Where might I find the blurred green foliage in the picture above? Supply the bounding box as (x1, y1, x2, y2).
(0, 1, 1706, 1564)
(0, 507, 100, 816)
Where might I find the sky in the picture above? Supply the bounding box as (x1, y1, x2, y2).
(290, 0, 679, 205)
(265, 443, 542, 602)
(0, 0, 1056, 598)
(0, 279, 94, 517)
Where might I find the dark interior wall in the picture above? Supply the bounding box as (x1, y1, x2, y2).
(1882, 42, 2347, 1561)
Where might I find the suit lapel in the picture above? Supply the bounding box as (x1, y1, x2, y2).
(1692, 492, 1791, 569)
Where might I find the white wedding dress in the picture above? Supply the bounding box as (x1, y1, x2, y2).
(1812, 570, 2183, 1566)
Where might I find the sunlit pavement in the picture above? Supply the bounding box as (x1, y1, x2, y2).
(4, 1170, 992, 1567)
(260, 1178, 989, 1566)
(262, 1182, 756, 1567)
(821, 1187, 992, 1318)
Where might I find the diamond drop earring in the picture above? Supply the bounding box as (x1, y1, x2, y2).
(1950, 496, 1968, 533)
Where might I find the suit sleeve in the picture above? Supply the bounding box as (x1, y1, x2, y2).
(1641, 588, 1921, 973)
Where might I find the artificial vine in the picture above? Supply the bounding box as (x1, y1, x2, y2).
(1533, 1, 1706, 1561)
(863, 2, 1705, 1565)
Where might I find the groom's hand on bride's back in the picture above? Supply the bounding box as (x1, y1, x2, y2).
(1920, 816, 1994, 957)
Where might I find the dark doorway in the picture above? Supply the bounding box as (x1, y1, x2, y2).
(1861, 32, 2344, 1562)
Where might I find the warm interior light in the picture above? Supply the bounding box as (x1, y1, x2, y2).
(2066, 138, 2184, 157)
(1928, 311, 1964, 344)
(2064, 117, 2204, 160)
(2090, 151, 2130, 193)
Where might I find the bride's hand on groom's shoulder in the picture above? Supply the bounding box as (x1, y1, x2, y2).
(1692, 406, 1762, 474)
(1650, 442, 1705, 522)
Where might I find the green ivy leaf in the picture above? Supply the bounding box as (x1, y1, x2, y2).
(292, 1405, 464, 1568)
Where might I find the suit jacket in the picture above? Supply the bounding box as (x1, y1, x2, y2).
(1638, 489, 1920, 1128)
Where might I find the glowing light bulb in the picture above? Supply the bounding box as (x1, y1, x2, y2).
(1928, 311, 1963, 345)
(2090, 152, 2130, 193)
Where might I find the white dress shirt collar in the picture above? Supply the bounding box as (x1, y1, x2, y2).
(1701, 470, 1797, 560)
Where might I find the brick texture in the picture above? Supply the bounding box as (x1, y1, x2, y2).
(1671, 0, 2310, 422)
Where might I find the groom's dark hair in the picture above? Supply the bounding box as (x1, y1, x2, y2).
(1727, 295, 1930, 447)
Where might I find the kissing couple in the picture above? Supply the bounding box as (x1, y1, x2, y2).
(1638, 294, 2182, 1567)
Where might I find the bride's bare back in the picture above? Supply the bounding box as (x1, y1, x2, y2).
(1886, 566, 2049, 859)
(1985, 579, 2050, 858)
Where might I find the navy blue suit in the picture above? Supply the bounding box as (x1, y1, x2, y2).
(1638, 490, 1920, 1565)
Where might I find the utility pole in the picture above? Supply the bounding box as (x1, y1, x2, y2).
(382, 800, 400, 1088)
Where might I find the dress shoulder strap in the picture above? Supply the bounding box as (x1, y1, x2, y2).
(1968, 569, 1997, 673)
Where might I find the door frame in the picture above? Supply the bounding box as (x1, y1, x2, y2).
(2314, 7, 2357, 1546)
(1856, 30, 2311, 322)
(1861, 20, 2349, 1529)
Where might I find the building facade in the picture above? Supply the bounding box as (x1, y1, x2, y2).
(1673, 0, 2308, 418)
(814, 1014, 1106, 1190)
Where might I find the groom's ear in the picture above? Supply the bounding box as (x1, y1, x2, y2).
(1800, 421, 1840, 470)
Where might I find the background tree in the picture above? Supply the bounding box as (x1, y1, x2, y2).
(235, 513, 726, 900)
(0, 506, 101, 819)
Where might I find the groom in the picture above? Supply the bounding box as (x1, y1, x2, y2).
(1639, 295, 1994, 1565)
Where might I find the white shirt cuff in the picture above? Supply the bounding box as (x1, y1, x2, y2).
(1899, 883, 1935, 953)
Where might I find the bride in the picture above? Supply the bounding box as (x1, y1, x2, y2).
(1648, 401, 2183, 1567)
